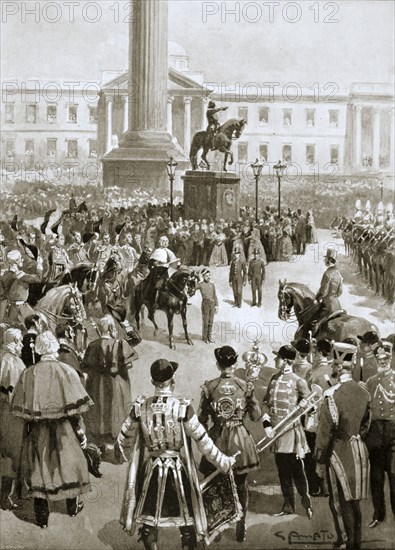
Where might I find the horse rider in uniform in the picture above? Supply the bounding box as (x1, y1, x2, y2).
(262, 345, 313, 519)
(314, 248, 343, 318)
(198, 346, 261, 542)
(362, 200, 374, 225)
(353, 199, 363, 224)
(364, 341, 395, 529)
(206, 100, 228, 150)
(314, 342, 370, 550)
(45, 234, 72, 285)
(115, 358, 236, 550)
(95, 232, 114, 274)
(67, 231, 92, 268)
(0, 249, 43, 325)
(144, 236, 180, 305)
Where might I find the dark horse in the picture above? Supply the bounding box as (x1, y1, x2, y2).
(189, 118, 246, 171)
(278, 280, 378, 340)
(133, 267, 198, 349)
(96, 253, 124, 314)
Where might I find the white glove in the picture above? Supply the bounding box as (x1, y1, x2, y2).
(265, 427, 275, 439)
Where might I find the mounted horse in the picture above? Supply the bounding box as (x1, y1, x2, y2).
(189, 118, 246, 171)
(278, 280, 378, 340)
(96, 253, 125, 314)
(133, 266, 198, 349)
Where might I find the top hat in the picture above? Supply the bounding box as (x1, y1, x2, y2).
(215, 346, 238, 368)
(150, 359, 178, 383)
(291, 338, 310, 355)
(324, 248, 338, 263)
(273, 345, 297, 361)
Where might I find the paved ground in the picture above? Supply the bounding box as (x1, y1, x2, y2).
(1, 230, 394, 550)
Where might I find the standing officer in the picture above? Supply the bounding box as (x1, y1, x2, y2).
(195, 268, 218, 343)
(365, 341, 395, 529)
(198, 346, 261, 542)
(262, 345, 313, 518)
(229, 247, 247, 308)
(314, 343, 370, 550)
(248, 247, 265, 307)
(315, 248, 343, 316)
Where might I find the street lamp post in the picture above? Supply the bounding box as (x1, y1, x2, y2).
(274, 160, 286, 218)
(166, 156, 178, 222)
(251, 158, 263, 222)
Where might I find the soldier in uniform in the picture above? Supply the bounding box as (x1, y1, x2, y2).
(95, 232, 114, 273)
(385, 203, 394, 231)
(115, 358, 236, 550)
(206, 100, 228, 150)
(248, 247, 265, 307)
(229, 247, 247, 308)
(195, 268, 218, 343)
(362, 200, 374, 225)
(262, 345, 313, 518)
(353, 330, 380, 382)
(0, 250, 43, 325)
(374, 201, 385, 228)
(45, 234, 72, 285)
(314, 248, 343, 317)
(119, 232, 140, 272)
(198, 346, 261, 542)
(353, 199, 363, 224)
(314, 343, 370, 550)
(67, 231, 91, 267)
(292, 338, 312, 379)
(306, 339, 334, 390)
(365, 341, 395, 529)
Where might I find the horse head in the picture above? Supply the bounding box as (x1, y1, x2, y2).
(278, 279, 293, 320)
(186, 269, 199, 297)
(234, 118, 247, 138)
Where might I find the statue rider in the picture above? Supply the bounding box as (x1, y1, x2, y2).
(206, 100, 228, 150)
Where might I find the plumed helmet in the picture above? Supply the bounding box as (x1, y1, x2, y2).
(365, 200, 371, 211)
(376, 201, 384, 213)
(214, 346, 238, 368)
(355, 199, 361, 209)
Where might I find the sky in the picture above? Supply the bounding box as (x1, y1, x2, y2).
(1, 0, 394, 91)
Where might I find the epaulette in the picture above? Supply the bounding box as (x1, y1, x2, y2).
(178, 398, 191, 420)
(323, 383, 340, 397)
(133, 395, 146, 418)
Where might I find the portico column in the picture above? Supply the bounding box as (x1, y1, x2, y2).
(106, 96, 113, 153)
(184, 96, 192, 155)
(354, 104, 362, 169)
(167, 96, 174, 135)
(123, 96, 128, 133)
(372, 106, 381, 170)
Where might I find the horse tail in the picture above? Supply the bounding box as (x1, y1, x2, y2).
(189, 131, 206, 170)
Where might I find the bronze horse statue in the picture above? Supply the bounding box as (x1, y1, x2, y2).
(278, 280, 378, 340)
(133, 266, 198, 349)
(189, 118, 246, 171)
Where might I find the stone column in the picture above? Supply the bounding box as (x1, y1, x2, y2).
(123, 95, 128, 133)
(389, 107, 394, 173)
(372, 106, 381, 170)
(167, 96, 174, 135)
(102, 0, 188, 188)
(354, 104, 362, 169)
(184, 97, 192, 155)
(106, 95, 113, 153)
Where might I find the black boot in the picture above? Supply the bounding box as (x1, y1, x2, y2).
(180, 526, 197, 550)
(66, 497, 84, 517)
(0, 477, 18, 510)
(34, 497, 49, 528)
(236, 519, 246, 542)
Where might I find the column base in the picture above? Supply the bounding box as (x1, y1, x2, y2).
(102, 131, 188, 189)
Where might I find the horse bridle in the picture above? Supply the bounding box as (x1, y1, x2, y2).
(278, 286, 297, 322)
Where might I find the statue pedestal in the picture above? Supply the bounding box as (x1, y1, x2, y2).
(102, 131, 188, 189)
(182, 170, 240, 220)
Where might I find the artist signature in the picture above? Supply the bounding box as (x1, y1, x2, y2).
(274, 530, 335, 545)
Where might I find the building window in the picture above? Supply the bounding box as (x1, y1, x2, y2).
(238, 106, 248, 124)
(238, 142, 248, 162)
(5, 140, 15, 158)
(306, 144, 315, 164)
(47, 139, 57, 157)
(47, 105, 57, 122)
(89, 106, 98, 123)
(259, 107, 269, 126)
(329, 110, 339, 127)
(67, 139, 78, 158)
(282, 144, 292, 163)
(68, 105, 78, 123)
(330, 145, 339, 165)
(259, 143, 268, 162)
(283, 109, 292, 126)
(5, 104, 14, 123)
(25, 139, 34, 169)
(89, 139, 98, 158)
(26, 104, 37, 123)
(306, 109, 315, 127)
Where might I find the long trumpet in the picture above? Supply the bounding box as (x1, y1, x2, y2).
(256, 385, 323, 454)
